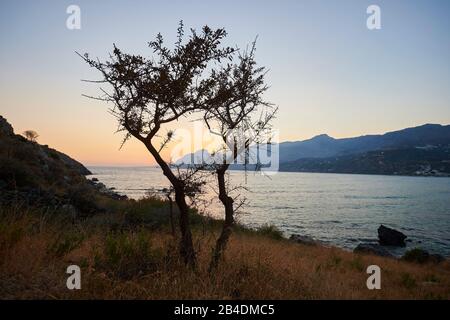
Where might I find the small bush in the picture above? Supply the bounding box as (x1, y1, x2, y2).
(0, 157, 37, 188)
(423, 292, 445, 300)
(10, 142, 36, 162)
(124, 198, 173, 227)
(349, 256, 364, 272)
(400, 272, 417, 289)
(68, 184, 102, 215)
(328, 255, 342, 268)
(402, 248, 430, 264)
(0, 222, 25, 250)
(48, 231, 85, 257)
(98, 230, 160, 279)
(424, 274, 439, 283)
(125, 203, 154, 225)
(48, 150, 60, 160)
(254, 224, 284, 240)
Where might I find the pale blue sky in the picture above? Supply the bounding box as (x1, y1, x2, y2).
(0, 0, 449, 165)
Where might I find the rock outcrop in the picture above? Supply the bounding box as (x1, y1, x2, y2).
(0, 115, 14, 136)
(50, 147, 92, 175)
(290, 234, 320, 246)
(378, 225, 407, 247)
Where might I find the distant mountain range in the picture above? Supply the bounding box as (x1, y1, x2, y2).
(278, 124, 450, 161)
(176, 124, 450, 176)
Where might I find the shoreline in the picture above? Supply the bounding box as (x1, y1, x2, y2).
(87, 164, 450, 178)
(85, 169, 450, 258)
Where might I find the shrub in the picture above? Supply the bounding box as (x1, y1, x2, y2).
(254, 224, 284, 240)
(349, 256, 364, 272)
(48, 150, 60, 160)
(22, 130, 39, 142)
(10, 141, 36, 162)
(68, 184, 103, 215)
(400, 272, 417, 289)
(98, 230, 160, 279)
(0, 156, 37, 188)
(124, 198, 172, 227)
(328, 255, 342, 268)
(0, 221, 25, 250)
(424, 274, 439, 283)
(402, 248, 430, 264)
(48, 231, 85, 257)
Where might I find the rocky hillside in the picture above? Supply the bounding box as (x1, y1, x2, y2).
(277, 123, 450, 162)
(0, 115, 121, 215)
(280, 146, 450, 176)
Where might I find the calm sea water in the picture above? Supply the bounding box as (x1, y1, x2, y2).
(88, 166, 450, 257)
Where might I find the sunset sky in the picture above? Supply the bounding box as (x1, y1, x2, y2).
(1, 0, 449, 165)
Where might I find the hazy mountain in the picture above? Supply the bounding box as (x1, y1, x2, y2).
(278, 124, 450, 162)
(279, 134, 339, 162)
(174, 149, 213, 166)
(177, 123, 450, 167)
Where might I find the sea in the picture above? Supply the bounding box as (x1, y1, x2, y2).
(88, 166, 450, 257)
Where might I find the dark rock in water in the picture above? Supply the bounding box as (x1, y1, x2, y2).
(95, 182, 107, 191)
(354, 243, 394, 257)
(91, 178, 99, 182)
(402, 248, 446, 264)
(378, 225, 407, 247)
(92, 181, 127, 200)
(290, 234, 319, 246)
(108, 192, 128, 201)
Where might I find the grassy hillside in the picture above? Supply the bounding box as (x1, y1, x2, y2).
(1, 198, 449, 300)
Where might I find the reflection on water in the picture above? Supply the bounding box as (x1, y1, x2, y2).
(88, 166, 450, 257)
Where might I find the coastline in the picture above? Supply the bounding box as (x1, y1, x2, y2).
(87, 167, 450, 258)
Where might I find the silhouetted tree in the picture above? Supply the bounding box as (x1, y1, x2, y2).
(202, 42, 277, 271)
(23, 130, 39, 142)
(79, 22, 235, 267)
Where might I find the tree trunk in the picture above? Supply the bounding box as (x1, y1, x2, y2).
(144, 141, 196, 268)
(209, 169, 234, 271)
(167, 195, 176, 237)
(173, 185, 196, 267)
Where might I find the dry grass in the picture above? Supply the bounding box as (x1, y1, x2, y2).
(1, 207, 449, 300)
